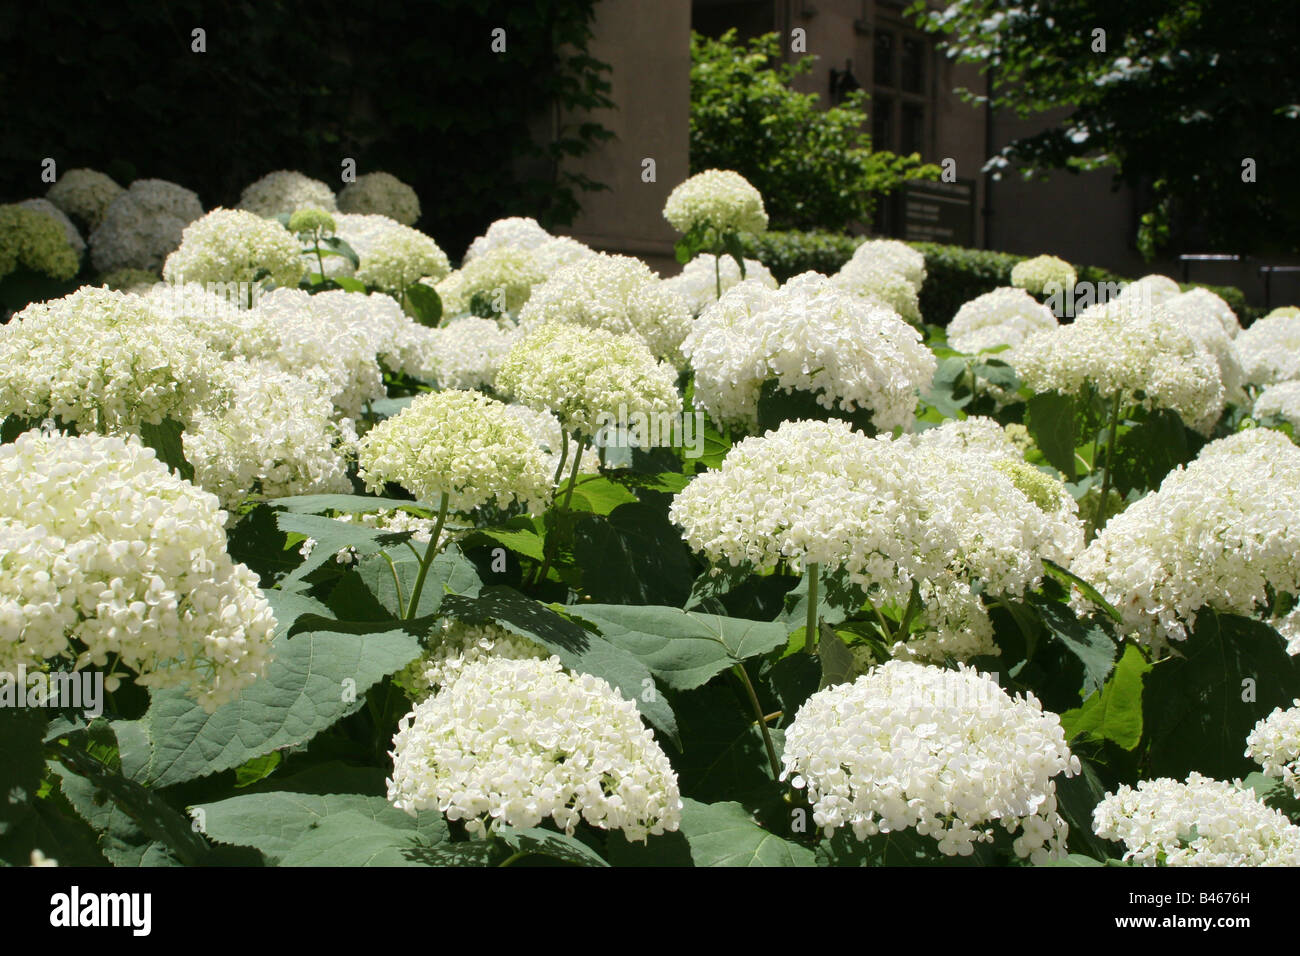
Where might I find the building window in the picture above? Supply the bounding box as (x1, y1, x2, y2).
(870, 20, 931, 159)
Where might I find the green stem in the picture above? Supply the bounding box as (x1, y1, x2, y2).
(550, 430, 570, 487)
(1093, 391, 1122, 537)
(714, 253, 722, 301)
(403, 492, 450, 619)
(313, 235, 327, 278)
(805, 562, 820, 655)
(533, 433, 585, 587)
(733, 662, 782, 783)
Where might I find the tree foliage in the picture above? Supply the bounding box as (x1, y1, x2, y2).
(690, 30, 939, 231)
(911, 0, 1300, 257)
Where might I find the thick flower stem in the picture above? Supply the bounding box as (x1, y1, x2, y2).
(403, 492, 449, 619)
(733, 662, 782, 783)
(533, 433, 585, 587)
(805, 562, 820, 655)
(1093, 391, 1122, 537)
(714, 253, 722, 301)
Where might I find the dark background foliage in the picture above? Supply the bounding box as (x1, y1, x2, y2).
(0, 0, 612, 259)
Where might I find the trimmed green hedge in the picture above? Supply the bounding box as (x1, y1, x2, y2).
(742, 230, 1261, 326)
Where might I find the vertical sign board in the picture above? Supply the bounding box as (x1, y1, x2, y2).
(900, 178, 976, 246)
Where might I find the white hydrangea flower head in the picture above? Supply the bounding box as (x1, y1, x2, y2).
(162, 208, 304, 290)
(1011, 300, 1226, 434)
(100, 268, 161, 293)
(496, 322, 682, 438)
(0, 429, 276, 711)
(1070, 428, 1300, 650)
(237, 170, 337, 217)
(889, 582, 999, 664)
(683, 272, 936, 433)
(303, 212, 404, 279)
(530, 235, 596, 274)
(0, 286, 228, 434)
(782, 660, 1079, 862)
(302, 288, 435, 379)
(659, 253, 777, 317)
(663, 169, 768, 235)
(948, 287, 1059, 354)
(1093, 772, 1300, 866)
(1271, 605, 1300, 657)
(357, 389, 554, 514)
(1246, 700, 1300, 798)
(412, 316, 520, 390)
(46, 168, 124, 230)
(846, 239, 927, 290)
(463, 216, 552, 263)
(500, 403, 599, 483)
(138, 281, 279, 359)
(437, 244, 551, 316)
(1010, 255, 1076, 295)
(1252, 380, 1300, 429)
(519, 253, 693, 364)
(337, 172, 420, 226)
(907, 415, 1024, 462)
(387, 655, 683, 840)
(1166, 288, 1241, 338)
(89, 179, 204, 273)
(18, 198, 85, 259)
(247, 288, 387, 418)
(1236, 309, 1300, 387)
(831, 259, 923, 326)
(393, 619, 547, 702)
(354, 223, 450, 295)
(1115, 273, 1182, 308)
(183, 360, 355, 511)
(0, 205, 80, 281)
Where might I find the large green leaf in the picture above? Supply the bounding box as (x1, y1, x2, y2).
(139, 417, 194, 481)
(1061, 644, 1150, 750)
(1111, 408, 1202, 495)
(572, 503, 694, 606)
(193, 790, 448, 863)
(671, 683, 782, 805)
(567, 604, 788, 691)
(676, 799, 815, 867)
(276, 811, 484, 866)
(439, 587, 678, 742)
(275, 512, 416, 588)
(142, 621, 422, 788)
(494, 827, 609, 867)
(1026, 391, 1077, 480)
(0, 709, 47, 843)
(1144, 611, 1300, 779)
(352, 542, 481, 618)
(1033, 596, 1118, 697)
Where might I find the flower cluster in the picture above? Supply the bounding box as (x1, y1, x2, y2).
(0, 204, 79, 281)
(1011, 301, 1225, 434)
(183, 360, 356, 510)
(947, 287, 1059, 354)
(1070, 428, 1300, 649)
(1146, 293, 1247, 402)
(463, 216, 553, 263)
(1010, 254, 1076, 295)
(162, 208, 305, 290)
(89, 179, 204, 273)
(19, 199, 85, 259)
(1236, 308, 1300, 387)
(659, 253, 776, 317)
(496, 322, 682, 438)
(413, 316, 519, 390)
(1253, 381, 1300, 429)
(387, 655, 683, 840)
(682, 273, 936, 432)
(781, 660, 1079, 862)
(0, 287, 227, 434)
(100, 268, 160, 293)
(354, 223, 450, 294)
(0, 429, 276, 711)
(662, 169, 768, 235)
(1247, 701, 1300, 798)
(1092, 772, 1300, 866)
(357, 389, 554, 513)
(45, 168, 124, 230)
(237, 170, 337, 217)
(393, 619, 547, 702)
(519, 253, 692, 364)
(831, 259, 923, 325)
(845, 239, 927, 290)
(337, 172, 420, 225)
(1114, 273, 1182, 308)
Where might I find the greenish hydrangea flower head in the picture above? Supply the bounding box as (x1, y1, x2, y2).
(337, 171, 421, 226)
(237, 170, 337, 217)
(354, 223, 450, 294)
(356, 389, 553, 514)
(0, 204, 80, 280)
(45, 167, 124, 230)
(162, 208, 304, 290)
(288, 206, 337, 237)
(993, 459, 1066, 513)
(663, 169, 768, 235)
(1010, 254, 1077, 295)
(496, 322, 682, 438)
(99, 267, 161, 292)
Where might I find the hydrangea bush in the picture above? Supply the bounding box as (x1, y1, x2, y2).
(4, 166, 1299, 872)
